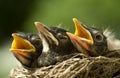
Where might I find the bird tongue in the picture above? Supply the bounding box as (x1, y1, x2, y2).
(10, 33, 36, 58)
(66, 18, 93, 52)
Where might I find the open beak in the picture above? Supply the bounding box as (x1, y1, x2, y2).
(35, 22, 59, 45)
(10, 33, 36, 62)
(34, 22, 59, 52)
(66, 18, 93, 51)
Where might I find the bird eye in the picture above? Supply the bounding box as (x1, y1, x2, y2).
(31, 36, 41, 44)
(95, 33, 103, 42)
(32, 38, 42, 48)
(57, 33, 68, 39)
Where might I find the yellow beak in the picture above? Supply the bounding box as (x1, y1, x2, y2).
(73, 18, 93, 44)
(67, 18, 93, 51)
(10, 33, 36, 58)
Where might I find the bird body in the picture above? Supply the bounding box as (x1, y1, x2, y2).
(9, 19, 120, 78)
(35, 22, 78, 67)
(67, 18, 108, 56)
(10, 18, 111, 68)
(10, 32, 42, 68)
(10, 22, 78, 68)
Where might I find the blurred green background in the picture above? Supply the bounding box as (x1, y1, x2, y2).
(1, 0, 120, 77)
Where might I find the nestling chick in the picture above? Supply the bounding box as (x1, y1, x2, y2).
(10, 32, 42, 68)
(35, 22, 77, 67)
(10, 23, 77, 68)
(67, 18, 108, 56)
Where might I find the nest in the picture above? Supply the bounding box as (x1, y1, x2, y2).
(10, 50, 120, 78)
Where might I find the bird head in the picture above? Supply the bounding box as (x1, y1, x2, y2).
(10, 32, 42, 67)
(34, 22, 74, 54)
(67, 18, 108, 56)
(34, 22, 77, 67)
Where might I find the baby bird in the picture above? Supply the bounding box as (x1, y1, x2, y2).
(67, 18, 108, 56)
(10, 22, 77, 68)
(35, 22, 77, 67)
(10, 32, 42, 68)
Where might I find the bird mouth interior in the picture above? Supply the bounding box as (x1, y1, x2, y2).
(10, 34, 35, 58)
(73, 18, 93, 44)
(66, 18, 93, 51)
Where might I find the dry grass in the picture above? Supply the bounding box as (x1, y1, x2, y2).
(10, 50, 120, 78)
